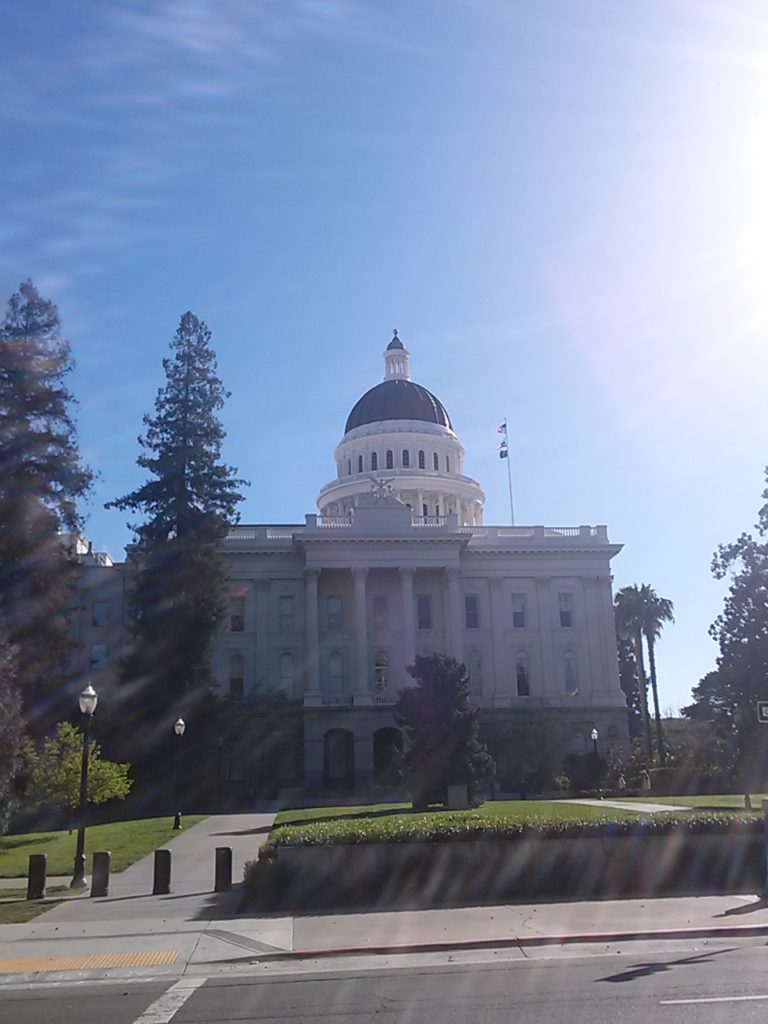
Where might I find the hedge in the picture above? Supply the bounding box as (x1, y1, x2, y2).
(269, 811, 763, 848)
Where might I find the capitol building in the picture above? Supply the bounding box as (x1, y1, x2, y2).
(72, 332, 629, 795)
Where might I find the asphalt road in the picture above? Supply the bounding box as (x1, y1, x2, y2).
(3, 939, 768, 1024)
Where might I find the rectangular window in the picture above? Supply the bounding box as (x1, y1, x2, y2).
(417, 595, 432, 630)
(465, 595, 479, 629)
(230, 595, 245, 632)
(90, 644, 108, 669)
(279, 595, 295, 631)
(559, 593, 573, 628)
(564, 651, 579, 694)
(229, 677, 244, 702)
(511, 593, 526, 628)
(91, 601, 111, 627)
(327, 596, 343, 631)
(372, 594, 388, 629)
(516, 656, 530, 696)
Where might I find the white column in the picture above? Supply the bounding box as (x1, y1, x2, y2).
(304, 569, 320, 694)
(353, 568, 369, 693)
(489, 578, 506, 695)
(399, 568, 416, 670)
(536, 577, 556, 697)
(446, 568, 463, 660)
(253, 581, 268, 691)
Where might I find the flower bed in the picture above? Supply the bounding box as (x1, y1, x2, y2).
(244, 813, 766, 912)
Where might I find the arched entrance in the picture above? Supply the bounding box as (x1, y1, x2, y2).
(373, 727, 403, 787)
(323, 729, 354, 789)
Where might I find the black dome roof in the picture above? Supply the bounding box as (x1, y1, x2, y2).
(345, 379, 453, 434)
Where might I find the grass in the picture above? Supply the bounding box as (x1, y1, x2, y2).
(620, 794, 768, 809)
(0, 885, 68, 900)
(271, 799, 648, 847)
(0, 899, 64, 925)
(0, 816, 207, 878)
(275, 800, 626, 829)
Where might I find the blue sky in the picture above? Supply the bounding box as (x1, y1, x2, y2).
(2, 1, 767, 711)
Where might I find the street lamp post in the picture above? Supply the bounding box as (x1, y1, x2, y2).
(591, 727, 599, 759)
(70, 684, 98, 890)
(173, 718, 185, 830)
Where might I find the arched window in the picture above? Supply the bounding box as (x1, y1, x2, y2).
(564, 650, 579, 695)
(468, 650, 482, 696)
(386, 450, 394, 469)
(229, 653, 244, 701)
(346, 459, 351, 476)
(516, 651, 530, 697)
(422, 503, 428, 517)
(329, 652, 344, 692)
(445, 456, 450, 472)
(279, 652, 294, 694)
(371, 452, 378, 471)
(374, 651, 389, 690)
(357, 454, 363, 473)
(433, 452, 439, 470)
(418, 450, 425, 469)
(402, 450, 410, 467)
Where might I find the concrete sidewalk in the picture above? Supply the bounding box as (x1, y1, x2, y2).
(2, 814, 768, 982)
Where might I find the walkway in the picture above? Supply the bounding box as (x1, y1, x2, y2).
(557, 798, 694, 813)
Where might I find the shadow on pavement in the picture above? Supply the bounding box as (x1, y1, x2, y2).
(714, 897, 768, 917)
(599, 947, 736, 984)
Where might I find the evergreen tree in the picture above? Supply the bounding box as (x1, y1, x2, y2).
(107, 312, 246, 742)
(0, 280, 92, 726)
(394, 653, 495, 807)
(0, 634, 29, 834)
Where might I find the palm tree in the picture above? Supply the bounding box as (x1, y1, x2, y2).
(638, 584, 674, 767)
(614, 586, 653, 763)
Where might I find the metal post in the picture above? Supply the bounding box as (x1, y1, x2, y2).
(153, 849, 172, 895)
(173, 720, 184, 830)
(27, 854, 47, 900)
(91, 851, 111, 897)
(214, 846, 232, 892)
(70, 711, 92, 889)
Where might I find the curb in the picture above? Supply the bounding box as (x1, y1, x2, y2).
(252, 922, 768, 962)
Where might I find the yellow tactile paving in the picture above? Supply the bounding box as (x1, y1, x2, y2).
(0, 950, 177, 973)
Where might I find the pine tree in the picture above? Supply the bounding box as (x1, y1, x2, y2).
(107, 312, 246, 739)
(394, 653, 495, 807)
(0, 280, 92, 724)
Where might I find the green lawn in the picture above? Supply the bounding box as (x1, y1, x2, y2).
(272, 799, 646, 846)
(0, 899, 64, 925)
(0, 816, 207, 878)
(276, 800, 642, 830)
(619, 794, 767, 809)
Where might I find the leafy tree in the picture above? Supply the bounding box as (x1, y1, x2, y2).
(639, 585, 674, 766)
(616, 631, 643, 738)
(615, 583, 673, 764)
(29, 722, 131, 820)
(686, 469, 768, 785)
(107, 312, 246, 741)
(0, 635, 29, 834)
(394, 653, 495, 807)
(615, 587, 652, 762)
(0, 281, 92, 724)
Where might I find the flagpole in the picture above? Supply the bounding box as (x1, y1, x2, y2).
(503, 419, 515, 525)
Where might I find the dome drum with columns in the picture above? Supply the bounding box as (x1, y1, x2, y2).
(318, 331, 485, 525)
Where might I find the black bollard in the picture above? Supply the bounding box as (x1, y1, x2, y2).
(214, 846, 232, 893)
(153, 849, 172, 895)
(91, 851, 111, 897)
(27, 854, 47, 901)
